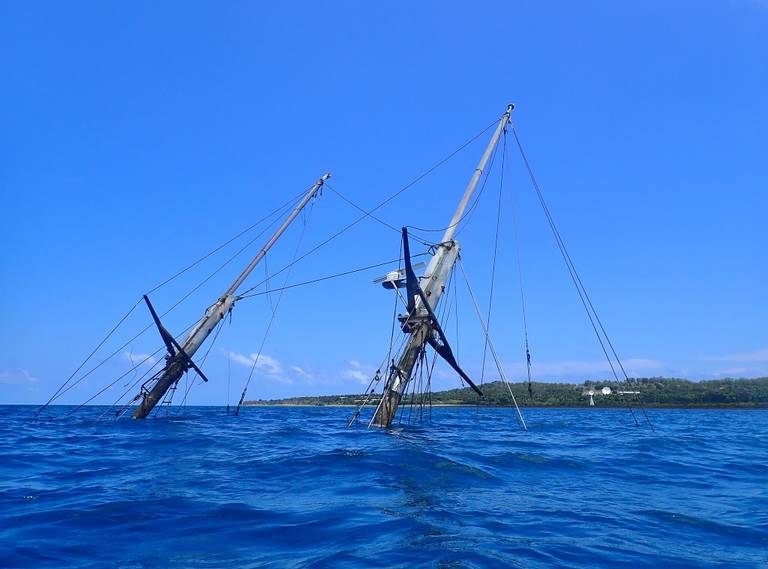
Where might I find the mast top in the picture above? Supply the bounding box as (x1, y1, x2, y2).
(222, 171, 330, 299)
(439, 104, 514, 244)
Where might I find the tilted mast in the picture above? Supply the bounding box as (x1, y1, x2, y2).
(370, 105, 513, 428)
(132, 173, 330, 419)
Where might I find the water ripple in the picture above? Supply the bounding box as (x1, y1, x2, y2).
(1, 406, 766, 568)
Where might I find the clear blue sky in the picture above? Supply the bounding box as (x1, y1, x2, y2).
(1, 1, 766, 405)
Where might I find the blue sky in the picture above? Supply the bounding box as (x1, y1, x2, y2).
(1, 1, 766, 405)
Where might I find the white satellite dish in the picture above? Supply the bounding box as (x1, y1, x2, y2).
(601, 386, 612, 395)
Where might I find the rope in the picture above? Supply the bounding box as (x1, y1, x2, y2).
(349, 242, 416, 427)
(101, 356, 166, 420)
(325, 183, 431, 246)
(236, 254, 428, 300)
(512, 127, 653, 431)
(73, 347, 165, 415)
(458, 259, 527, 431)
(176, 317, 225, 413)
(237, 118, 501, 297)
(145, 189, 307, 295)
(234, 197, 318, 414)
(41, 195, 302, 411)
(35, 297, 142, 416)
(97, 314, 201, 419)
(480, 131, 506, 386)
(406, 129, 501, 238)
(226, 344, 231, 415)
(504, 137, 534, 399)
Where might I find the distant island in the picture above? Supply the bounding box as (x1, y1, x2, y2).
(245, 377, 768, 408)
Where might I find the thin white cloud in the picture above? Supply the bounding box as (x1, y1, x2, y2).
(705, 348, 768, 364)
(123, 352, 157, 367)
(227, 351, 290, 383)
(396, 357, 666, 386)
(228, 351, 254, 367)
(490, 357, 666, 378)
(290, 365, 314, 380)
(714, 367, 749, 376)
(343, 369, 369, 384)
(342, 360, 373, 385)
(0, 368, 40, 391)
(0, 368, 39, 386)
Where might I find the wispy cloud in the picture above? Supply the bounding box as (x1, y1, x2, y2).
(430, 357, 667, 386)
(227, 351, 290, 383)
(700, 348, 768, 378)
(526, 357, 664, 377)
(290, 365, 314, 380)
(342, 360, 372, 385)
(123, 352, 157, 367)
(0, 369, 39, 391)
(704, 348, 768, 364)
(714, 367, 750, 376)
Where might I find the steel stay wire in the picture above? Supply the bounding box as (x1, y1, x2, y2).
(236, 253, 429, 300)
(145, 188, 309, 295)
(504, 136, 534, 399)
(457, 258, 527, 430)
(38, 193, 303, 412)
(234, 195, 318, 414)
(512, 127, 653, 431)
(479, 130, 506, 387)
(405, 130, 502, 240)
(324, 183, 432, 247)
(175, 316, 226, 414)
(38, 113, 502, 414)
(237, 116, 501, 298)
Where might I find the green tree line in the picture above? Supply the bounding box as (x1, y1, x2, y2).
(246, 377, 768, 408)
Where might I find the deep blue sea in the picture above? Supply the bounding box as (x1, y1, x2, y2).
(1, 406, 766, 568)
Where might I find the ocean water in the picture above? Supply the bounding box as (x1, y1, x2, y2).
(1, 406, 766, 568)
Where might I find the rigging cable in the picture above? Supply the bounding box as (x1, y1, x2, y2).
(347, 242, 408, 427)
(98, 308, 218, 419)
(236, 254, 428, 300)
(175, 316, 226, 414)
(236, 117, 502, 298)
(227, 344, 232, 415)
(325, 183, 432, 246)
(505, 136, 534, 400)
(458, 258, 527, 431)
(39, 115, 500, 416)
(102, 354, 167, 420)
(480, 130, 506, 388)
(234, 196, 319, 415)
(145, 188, 308, 295)
(75, 348, 165, 415)
(405, 128, 501, 239)
(41, 195, 302, 411)
(511, 127, 653, 431)
(35, 297, 142, 417)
